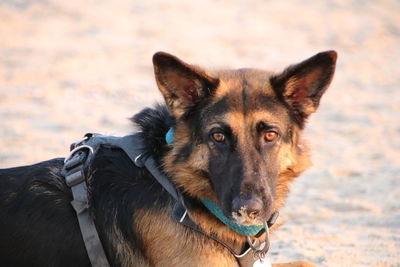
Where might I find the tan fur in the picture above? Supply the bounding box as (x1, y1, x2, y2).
(132, 204, 312, 267)
(208, 69, 275, 97)
(133, 207, 239, 267)
(284, 77, 316, 115)
(275, 130, 311, 210)
(163, 122, 217, 201)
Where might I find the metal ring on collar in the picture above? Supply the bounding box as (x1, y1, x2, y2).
(246, 223, 270, 259)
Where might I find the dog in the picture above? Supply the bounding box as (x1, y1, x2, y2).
(0, 50, 337, 267)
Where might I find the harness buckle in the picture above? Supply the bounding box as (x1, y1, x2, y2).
(64, 145, 94, 166)
(63, 145, 94, 188)
(69, 133, 97, 151)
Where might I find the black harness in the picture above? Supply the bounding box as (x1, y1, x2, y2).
(62, 133, 278, 267)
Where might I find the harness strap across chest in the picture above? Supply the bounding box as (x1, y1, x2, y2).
(62, 133, 277, 267)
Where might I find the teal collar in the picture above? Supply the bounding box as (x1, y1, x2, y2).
(165, 128, 174, 144)
(166, 128, 264, 236)
(200, 198, 264, 236)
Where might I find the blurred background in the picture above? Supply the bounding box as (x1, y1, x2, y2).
(0, 0, 399, 266)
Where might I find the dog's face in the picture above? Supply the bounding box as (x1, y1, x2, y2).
(153, 51, 336, 226)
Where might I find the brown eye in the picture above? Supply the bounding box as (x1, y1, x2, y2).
(264, 131, 278, 142)
(212, 132, 225, 143)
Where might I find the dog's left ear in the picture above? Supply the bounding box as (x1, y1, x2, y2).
(271, 50, 337, 125)
(153, 52, 219, 117)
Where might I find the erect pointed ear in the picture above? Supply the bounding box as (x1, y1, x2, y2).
(152, 52, 219, 117)
(270, 50, 337, 125)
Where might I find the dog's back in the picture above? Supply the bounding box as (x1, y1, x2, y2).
(0, 159, 90, 266)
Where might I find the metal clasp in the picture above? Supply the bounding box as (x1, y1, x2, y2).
(64, 145, 94, 164)
(246, 222, 270, 260)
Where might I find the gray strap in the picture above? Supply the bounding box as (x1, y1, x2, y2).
(142, 156, 179, 201)
(82, 133, 147, 164)
(65, 166, 110, 267)
(71, 184, 110, 266)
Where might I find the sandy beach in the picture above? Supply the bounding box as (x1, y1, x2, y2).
(0, 1, 399, 266)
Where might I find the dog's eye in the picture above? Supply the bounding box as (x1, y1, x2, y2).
(211, 132, 225, 143)
(264, 131, 278, 142)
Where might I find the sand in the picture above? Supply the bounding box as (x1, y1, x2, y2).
(0, 0, 399, 266)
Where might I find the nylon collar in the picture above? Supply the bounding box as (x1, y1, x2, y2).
(200, 198, 264, 236)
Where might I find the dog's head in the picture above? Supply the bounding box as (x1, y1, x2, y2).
(153, 51, 337, 226)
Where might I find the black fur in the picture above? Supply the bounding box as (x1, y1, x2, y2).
(131, 104, 173, 161)
(0, 105, 173, 267)
(0, 159, 89, 267)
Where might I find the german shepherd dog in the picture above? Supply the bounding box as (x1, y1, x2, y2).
(0, 51, 336, 267)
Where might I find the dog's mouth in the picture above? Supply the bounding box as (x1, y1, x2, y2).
(230, 208, 265, 226)
(224, 194, 273, 226)
(221, 202, 270, 226)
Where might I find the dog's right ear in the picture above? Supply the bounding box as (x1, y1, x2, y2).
(153, 52, 219, 117)
(270, 51, 337, 126)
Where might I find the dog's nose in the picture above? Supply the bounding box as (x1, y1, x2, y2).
(232, 195, 263, 220)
